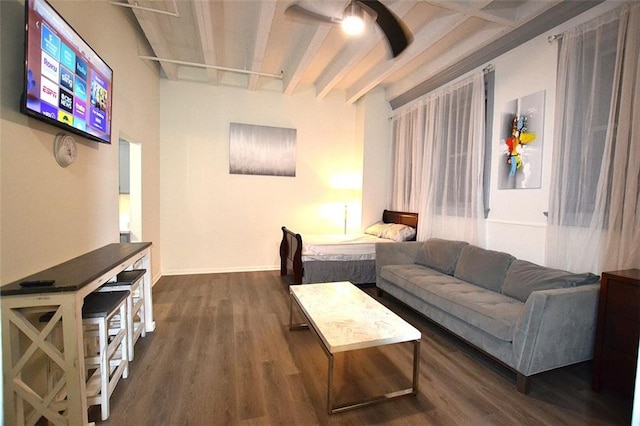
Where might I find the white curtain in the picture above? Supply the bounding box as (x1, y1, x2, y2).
(546, 4, 640, 273)
(390, 72, 485, 244)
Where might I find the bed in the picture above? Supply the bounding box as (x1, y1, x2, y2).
(280, 209, 418, 285)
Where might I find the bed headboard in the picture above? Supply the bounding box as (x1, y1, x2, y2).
(382, 209, 419, 229)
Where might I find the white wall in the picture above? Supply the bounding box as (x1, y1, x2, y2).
(160, 81, 360, 275)
(0, 0, 162, 284)
(359, 88, 393, 228)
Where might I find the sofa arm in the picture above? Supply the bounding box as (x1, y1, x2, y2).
(375, 241, 422, 281)
(513, 283, 600, 377)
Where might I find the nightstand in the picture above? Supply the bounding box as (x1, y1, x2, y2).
(592, 269, 640, 397)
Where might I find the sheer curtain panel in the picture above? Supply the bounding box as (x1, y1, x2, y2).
(546, 4, 640, 273)
(391, 72, 486, 244)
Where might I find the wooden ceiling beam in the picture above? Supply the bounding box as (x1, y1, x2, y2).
(389, 0, 603, 109)
(346, 9, 467, 104)
(193, 0, 220, 85)
(248, 0, 278, 91)
(127, 0, 179, 80)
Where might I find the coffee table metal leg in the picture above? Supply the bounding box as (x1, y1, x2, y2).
(289, 294, 293, 329)
(413, 339, 420, 394)
(328, 339, 420, 414)
(289, 291, 308, 330)
(327, 352, 334, 414)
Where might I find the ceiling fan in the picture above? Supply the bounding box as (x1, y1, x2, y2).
(285, 0, 412, 58)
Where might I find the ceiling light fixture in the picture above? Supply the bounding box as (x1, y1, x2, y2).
(341, 2, 365, 36)
(285, 0, 411, 57)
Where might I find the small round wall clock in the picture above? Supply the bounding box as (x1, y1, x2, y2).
(53, 133, 77, 167)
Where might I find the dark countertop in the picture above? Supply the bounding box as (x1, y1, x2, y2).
(1, 242, 152, 296)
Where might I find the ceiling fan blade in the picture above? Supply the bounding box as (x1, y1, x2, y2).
(356, 0, 412, 57)
(284, 3, 341, 25)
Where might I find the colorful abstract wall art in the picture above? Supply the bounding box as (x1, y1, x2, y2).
(498, 90, 545, 189)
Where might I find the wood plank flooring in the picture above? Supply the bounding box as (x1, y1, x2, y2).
(100, 271, 633, 425)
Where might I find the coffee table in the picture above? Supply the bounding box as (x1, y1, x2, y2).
(289, 281, 421, 414)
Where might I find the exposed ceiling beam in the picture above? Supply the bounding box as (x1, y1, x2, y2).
(193, 0, 220, 84)
(389, 0, 604, 109)
(346, 9, 467, 104)
(248, 0, 278, 91)
(127, 0, 179, 80)
(283, 26, 333, 95)
(386, 24, 506, 101)
(282, 0, 351, 95)
(425, 0, 517, 27)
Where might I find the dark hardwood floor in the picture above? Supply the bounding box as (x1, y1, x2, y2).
(100, 271, 633, 425)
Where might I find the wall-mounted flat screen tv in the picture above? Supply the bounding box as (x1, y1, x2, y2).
(21, 0, 113, 144)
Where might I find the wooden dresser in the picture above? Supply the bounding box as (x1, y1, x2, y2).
(592, 269, 640, 397)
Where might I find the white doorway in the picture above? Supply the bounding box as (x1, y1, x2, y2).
(119, 136, 142, 242)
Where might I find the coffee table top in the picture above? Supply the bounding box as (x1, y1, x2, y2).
(290, 281, 421, 353)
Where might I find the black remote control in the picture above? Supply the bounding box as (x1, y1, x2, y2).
(20, 280, 55, 287)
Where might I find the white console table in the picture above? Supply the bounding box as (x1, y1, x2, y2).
(1, 242, 155, 425)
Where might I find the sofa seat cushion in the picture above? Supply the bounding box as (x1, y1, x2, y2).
(380, 264, 524, 342)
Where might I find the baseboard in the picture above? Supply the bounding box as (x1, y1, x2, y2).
(160, 265, 280, 277)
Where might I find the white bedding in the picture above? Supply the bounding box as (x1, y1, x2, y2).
(301, 233, 393, 261)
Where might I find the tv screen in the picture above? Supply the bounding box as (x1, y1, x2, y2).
(22, 0, 113, 144)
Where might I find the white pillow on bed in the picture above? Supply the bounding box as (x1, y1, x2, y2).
(364, 221, 388, 237)
(364, 221, 416, 242)
(384, 223, 417, 241)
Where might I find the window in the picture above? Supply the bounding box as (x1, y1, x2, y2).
(391, 71, 486, 243)
(554, 18, 618, 227)
(546, 4, 639, 272)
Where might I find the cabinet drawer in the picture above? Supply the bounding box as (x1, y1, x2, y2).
(607, 281, 640, 317)
(603, 313, 640, 351)
(599, 349, 638, 396)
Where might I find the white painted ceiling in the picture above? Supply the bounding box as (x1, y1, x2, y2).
(114, 0, 602, 108)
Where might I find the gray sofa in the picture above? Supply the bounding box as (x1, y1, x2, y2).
(375, 238, 600, 393)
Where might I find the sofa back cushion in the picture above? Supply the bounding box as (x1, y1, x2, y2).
(502, 259, 600, 302)
(454, 245, 515, 292)
(415, 238, 469, 275)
